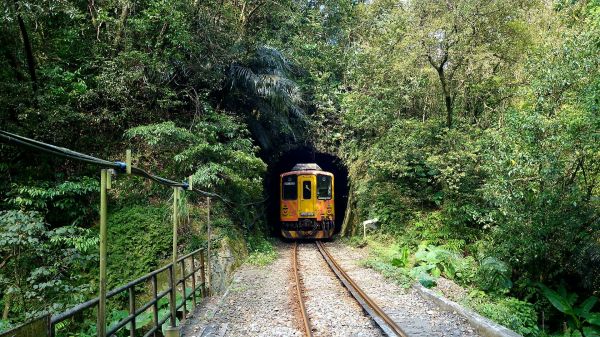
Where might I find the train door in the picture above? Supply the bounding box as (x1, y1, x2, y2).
(298, 175, 315, 217)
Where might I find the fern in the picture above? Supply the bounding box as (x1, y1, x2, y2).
(228, 45, 307, 144)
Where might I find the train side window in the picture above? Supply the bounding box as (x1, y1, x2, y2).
(282, 176, 297, 200)
(302, 181, 312, 199)
(317, 175, 332, 200)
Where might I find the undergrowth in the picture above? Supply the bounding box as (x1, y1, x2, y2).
(246, 236, 278, 266)
(351, 234, 541, 336)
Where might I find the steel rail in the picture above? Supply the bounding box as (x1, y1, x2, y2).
(315, 241, 408, 337)
(292, 242, 313, 337)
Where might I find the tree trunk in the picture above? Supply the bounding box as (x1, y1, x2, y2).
(437, 67, 453, 128)
(113, 2, 130, 49)
(341, 191, 354, 236)
(2, 293, 10, 320)
(14, 0, 37, 92)
(428, 53, 453, 128)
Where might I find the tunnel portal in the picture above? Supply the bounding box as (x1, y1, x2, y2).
(265, 147, 349, 237)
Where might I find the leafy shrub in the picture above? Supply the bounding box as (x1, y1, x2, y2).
(5, 177, 98, 226)
(107, 205, 172, 287)
(468, 291, 540, 337)
(538, 284, 600, 337)
(413, 244, 472, 281)
(246, 236, 277, 266)
(0, 320, 12, 332)
(391, 247, 410, 268)
(477, 257, 512, 294)
(0, 210, 97, 325)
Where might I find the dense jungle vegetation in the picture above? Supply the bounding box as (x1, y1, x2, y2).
(0, 0, 598, 335)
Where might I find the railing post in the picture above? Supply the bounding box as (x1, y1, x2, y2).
(172, 187, 179, 266)
(128, 287, 136, 337)
(206, 197, 211, 296)
(98, 169, 108, 337)
(200, 251, 206, 297)
(165, 187, 180, 337)
(167, 265, 178, 333)
(180, 260, 187, 318)
(191, 254, 197, 307)
(151, 275, 159, 334)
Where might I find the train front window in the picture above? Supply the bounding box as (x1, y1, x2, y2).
(317, 175, 332, 200)
(302, 181, 312, 199)
(282, 176, 297, 200)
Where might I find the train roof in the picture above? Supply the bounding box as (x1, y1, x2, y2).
(280, 163, 333, 177)
(292, 163, 321, 171)
(280, 170, 333, 178)
(281, 170, 333, 177)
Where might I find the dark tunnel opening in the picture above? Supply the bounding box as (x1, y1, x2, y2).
(264, 147, 349, 237)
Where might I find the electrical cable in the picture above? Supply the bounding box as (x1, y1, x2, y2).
(0, 130, 238, 203)
(1, 131, 115, 165)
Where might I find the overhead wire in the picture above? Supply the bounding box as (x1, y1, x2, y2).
(0, 130, 240, 204)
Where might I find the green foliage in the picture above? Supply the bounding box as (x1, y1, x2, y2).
(106, 205, 172, 287)
(413, 245, 456, 279)
(345, 235, 368, 248)
(362, 259, 413, 289)
(246, 235, 277, 266)
(5, 177, 98, 226)
(538, 284, 600, 336)
(0, 0, 598, 335)
(358, 238, 414, 287)
(391, 247, 410, 268)
(0, 320, 11, 332)
(126, 110, 266, 230)
(477, 257, 513, 294)
(335, 3, 599, 336)
(468, 291, 540, 337)
(412, 244, 476, 285)
(0, 210, 97, 324)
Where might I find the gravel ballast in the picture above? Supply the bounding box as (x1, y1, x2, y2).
(323, 241, 482, 337)
(297, 242, 383, 337)
(182, 240, 486, 337)
(181, 242, 303, 337)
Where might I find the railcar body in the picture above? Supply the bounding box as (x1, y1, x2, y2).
(280, 163, 335, 239)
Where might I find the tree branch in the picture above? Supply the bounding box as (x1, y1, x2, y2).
(0, 253, 13, 270)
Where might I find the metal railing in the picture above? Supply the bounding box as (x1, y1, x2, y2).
(0, 131, 217, 337)
(49, 248, 206, 337)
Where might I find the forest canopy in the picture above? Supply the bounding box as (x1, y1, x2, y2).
(0, 0, 598, 335)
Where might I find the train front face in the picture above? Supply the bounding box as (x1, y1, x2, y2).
(280, 170, 335, 239)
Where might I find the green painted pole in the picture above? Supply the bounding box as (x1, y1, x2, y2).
(206, 197, 211, 296)
(170, 187, 179, 328)
(98, 169, 108, 337)
(172, 187, 179, 265)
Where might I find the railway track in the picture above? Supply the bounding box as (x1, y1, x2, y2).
(292, 241, 313, 337)
(292, 241, 408, 337)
